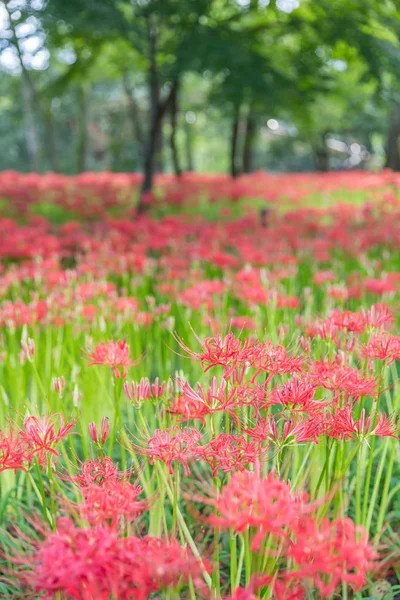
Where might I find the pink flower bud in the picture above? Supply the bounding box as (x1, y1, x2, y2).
(89, 417, 110, 447)
(21, 338, 35, 362)
(100, 416, 110, 446)
(53, 376, 65, 398)
(88, 422, 98, 445)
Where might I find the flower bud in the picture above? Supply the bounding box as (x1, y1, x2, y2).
(53, 376, 65, 398)
(21, 338, 35, 362)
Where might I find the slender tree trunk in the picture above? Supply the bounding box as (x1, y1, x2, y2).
(123, 74, 144, 150)
(242, 110, 256, 173)
(21, 72, 41, 172)
(385, 105, 400, 171)
(170, 81, 182, 177)
(77, 85, 88, 173)
(4, 2, 42, 171)
(230, 103, 241, 178)
(154, 122, 164, 173)
(137, 16, 177, 214)
(139, 89, 175, 210)
(314, 134, 329, 172)
(138, 16, 160, 211)
(184, 120, 194, 171)
(43, 104, 59, 172)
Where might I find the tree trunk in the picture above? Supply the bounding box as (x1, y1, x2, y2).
(242, 111, 256, 173)
(170, 81, 182, 177)
(385, 106, 400, 171)
(123, 74, 144, 150)
(4, 1, 41, 172)
(184, 120, 194, 171)
(139, 90, 174, 212)
(137, 16, 177, 214)
(230, 104, 241, 178)
(314, 135, 329, 172)
(154, 122, 164, 173)
(43, 104, 59, 172)
(77, 85, 88, 173)
(21, 72, 41, 172)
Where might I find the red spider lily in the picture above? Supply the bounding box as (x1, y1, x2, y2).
(309, 360, 376, 400)
(245, 415, 319, 447)
(75, 457, 124, 487)
(360, 331, 400, 368)
(79, 479, 145, 526)
(176, 331, 259, 379)
(0, 428, 29, 473)
(327, 407, 398, 441)
(362, 303, 393, 329)
(137, 426, 202, 475)
(200, 433, 265, 476)
(88, 416, 110, 448)
(123, 376, 171, 406)
(251, 342, 304, 381)
(168, 391, 210, 423)
(86, 339, 138, 379)
(210, 470, 308, 551)
(271, 377, 320, 412)
(21, 414, 77, 465)
(10, 517, 207, 600)
(287, 516, 377, 597)
(228, 575, 305, 600)
(172, 376, 242, 422)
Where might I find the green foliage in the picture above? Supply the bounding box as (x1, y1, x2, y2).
(0, 0, 400, 173)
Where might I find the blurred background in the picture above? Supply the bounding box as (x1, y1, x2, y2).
(0, 0, 400, 178)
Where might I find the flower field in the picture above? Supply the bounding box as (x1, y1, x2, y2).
(0, 170, 400, 598)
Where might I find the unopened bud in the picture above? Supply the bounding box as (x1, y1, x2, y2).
(72, 384, 82, 407)
(53, 376, 65, 398)
(21, 338, 35, 362)
(88, 422, 98, 445)
(89, 416, 110, 448)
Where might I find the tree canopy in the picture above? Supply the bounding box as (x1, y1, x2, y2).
(1, 0, 400, 193)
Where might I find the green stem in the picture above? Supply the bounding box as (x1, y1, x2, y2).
(375, 437, 397, 541)
(33, 458, 52, 528)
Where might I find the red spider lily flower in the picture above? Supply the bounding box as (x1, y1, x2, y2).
(210, 470, 308, 551)
(372, 412, 399, 437)
(251, 342, 304, 381)
(88, 417, 110, 448)
(75, 457, 124, 487)
(176, 331, 259, 378)
(11, 517, 207, 599)
(133, 535, 210, 593)
(137, 426, 202, 475)
(0, 429, 29, 473)
(200, 433, 265, 476)
(86, 339, 138, 379)
(360, 332, 400, 368)
(171, 376, 242, 422)
(362, 303, 393, 329)
(271, 377, 320, 412)
(123, 376, 171, 406)
(327, 407, 399, 441)
(309, 361, 376, 400)
(79, 479, 145, 526)
(245, 415, 319, 447)
(228, 575, 305, 600)
(168, 391, 210, 423)
(287, 516, 377, 597)
(21, 414, 77, 465)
